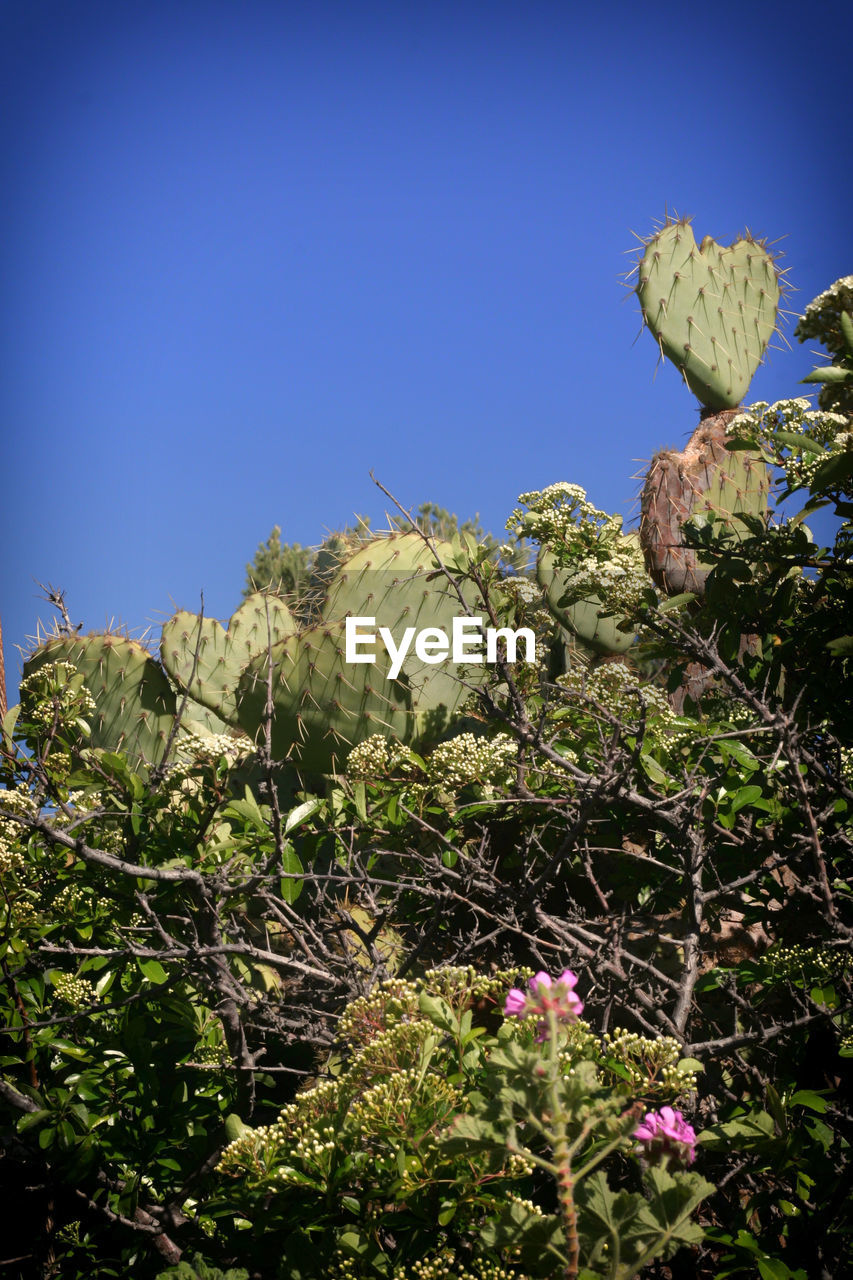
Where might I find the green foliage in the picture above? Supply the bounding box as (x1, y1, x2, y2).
(216, 969, 708, 1278)
(2, 255, 853, 1280)
(244, 523, 313, 598)
(795, 274, 853, 417)
(157, 1256, 248, 1280)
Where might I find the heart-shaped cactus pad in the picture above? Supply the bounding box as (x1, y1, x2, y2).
(636, 219, 781, 410)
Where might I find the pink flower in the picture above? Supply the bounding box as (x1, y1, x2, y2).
(634, 1106, 697, 1166)
(504, 969, 584, 1039)
(503, 986, 528, 1016)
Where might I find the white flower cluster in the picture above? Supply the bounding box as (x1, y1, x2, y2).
(19, 662, 96, 732)
(730, 398, 851, 490)
(426, 733, 516, 792)
(507, 484, 652, 618)
(173, 731, 252, 770)
(841, 747, 853, 785)
(340, 967, 530, 1047)
(51, 883, 85, 915)
(763, 944, 847, 981)
(347, 732, 517, 796)
(2, 897, 39, 928)
(67, 789, 105, 813)
(507, 482, 614, 545)
(558, 663, 673, 726)
(505, 1193, 542, 1216)
(348, 1066, 459, 1151)
(0, 785, 37, 874)
(329, 1254, 526, 1280)
(52, 972, 96, 1009)
(218, 1077, 340, 1182)
(568, 537, 652, 617)
(600, 1028, 698, 1095)
(497, 574, 542, 605)
(346, 734, 400, 780)
(795, 275, 853, 353)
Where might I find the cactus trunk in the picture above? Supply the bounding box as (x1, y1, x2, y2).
(640, 409, 769, 597)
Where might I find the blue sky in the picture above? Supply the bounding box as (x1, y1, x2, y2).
(2, 0, 850, 688)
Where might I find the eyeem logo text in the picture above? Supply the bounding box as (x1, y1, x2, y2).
(345, 616, 536, 680)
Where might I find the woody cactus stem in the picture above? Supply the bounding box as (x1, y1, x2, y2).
(640, 409, 769, 597)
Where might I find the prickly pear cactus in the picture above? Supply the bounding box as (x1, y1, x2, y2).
(161, 594, 297, 725)
(635, 218, 782, 410)
(236, 624, 417, 774)
(22, 633, 179, 767)
(237, 532, 493, 774)
(640, 409, 770, 596)
(536, 546, 637, 655)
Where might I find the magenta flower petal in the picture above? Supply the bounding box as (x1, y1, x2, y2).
(634, 1107, 697, 1166)
(504, 987, 527, 1016)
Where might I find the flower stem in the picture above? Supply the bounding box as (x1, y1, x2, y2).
(545, 1006, 579, 1280)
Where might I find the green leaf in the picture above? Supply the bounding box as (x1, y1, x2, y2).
(279, 845, 304, 904)
(17, 1108, 52, 1134)
(224, 788, 269, 831)
(2, 702, 21, 747)
(284, 797, 323, 835)
(138, 959, 169, 985)
(640, 752, 669, 785)
(790, 1089, 829, 1113)
(812, 450, 853, 491)
(223, 1113, 251, 1144)
(757, 1258, 804, 1280)
(802, 365, 852, 384)
(729, 784, 764, 813)
(718, 739, 760, 770)
(773, 430, 825, 454)
(417, 991, 457, 1033)
(51, 1039, 90, 1060)
(656, 592, 697, 613)
(826, 635, 853, 655)
(352, 782, 367, 822)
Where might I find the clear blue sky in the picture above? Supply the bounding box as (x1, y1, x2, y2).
(2, 0, 850, 686)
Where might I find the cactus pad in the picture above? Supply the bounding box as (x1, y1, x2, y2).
(22, 633, 179, 767)
(237, 623, 418, 774)
(236, 532, 500, 773)
(636, 219, 781, 410)
(536, 546, 637, 655)
(161, 594, 296, 725)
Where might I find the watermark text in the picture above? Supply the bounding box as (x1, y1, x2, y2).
(345, 616, 536, 680)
